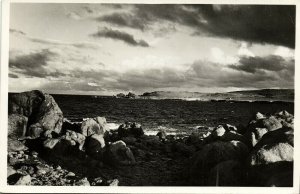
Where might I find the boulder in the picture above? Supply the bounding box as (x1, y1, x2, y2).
(211, 125, 226, 137)
(104, 140, 136, 166)
(8, 114, 28, 139)
(207, 160, 244, 186)
(121, 136, 137, 145)
(85, 134, 105, 160)
(245, 112, 288, 147)
(156, 130, 167, 141)
(247, 161, 293, 186)
(15, 174, 31, 185)
(62, 119, 81, 133)
(43, 138, 60, 149)
(80, 117, 108, 137)
(248, 127, 293, 166)
(8, 166, 17, 177)
(187, 140, 248, 185)
(65, 130, 86, 150)
(117, 122, 144, 138)
(75, 177, 90, 186)
(8, 90, 63, 137)
(222, 124, 238, 132)
(8, 139, 27, 152)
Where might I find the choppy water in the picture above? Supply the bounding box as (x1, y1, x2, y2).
(52, 95, 294, 135)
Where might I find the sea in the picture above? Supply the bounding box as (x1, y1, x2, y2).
(52, 94, 294, 136)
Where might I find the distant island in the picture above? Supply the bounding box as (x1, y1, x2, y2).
(115, 89, 294, 102)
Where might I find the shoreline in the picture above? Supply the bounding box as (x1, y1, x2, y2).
(7, 90, 294, 186)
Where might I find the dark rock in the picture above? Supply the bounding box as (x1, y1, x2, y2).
(104, 140, 136, 166)
(186, 140, 248, 185)
(80, 117, 108, 137)
(121, 136, 137, 145)
(172, 142, 196, 157)
(62, 119, 81, 133)
(156, 130, 167, 141)
(15, 174, 31, 185)
(118, 122, 144, 138)
(247, 161, 293, 186)
(85, 134, 105, 160)
(207, 160, 245, 186)
(8, 114, 28, 139)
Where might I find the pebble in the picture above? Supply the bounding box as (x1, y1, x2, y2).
(67, 172, 75, 177)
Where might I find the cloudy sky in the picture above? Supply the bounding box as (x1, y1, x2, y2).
(9, 4, 295, 95)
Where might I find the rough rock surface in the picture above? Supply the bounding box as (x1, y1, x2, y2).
(118, 122, 144, 138)
(104, 140, 136, 166)
(9, 90, 63, 138)
(8, 114, 28, 139)
(80, 117, 108, 137)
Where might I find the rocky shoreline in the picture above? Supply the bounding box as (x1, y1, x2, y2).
(7, 90, 294, 186)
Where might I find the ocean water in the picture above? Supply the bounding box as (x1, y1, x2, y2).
(52, 95, 294, 135)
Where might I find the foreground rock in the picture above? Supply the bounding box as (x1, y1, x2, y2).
(104, 140, 136, 166)
(8, 90, 63, 138)
(81, 117, 108, 137)
(187, 140, 248, 185)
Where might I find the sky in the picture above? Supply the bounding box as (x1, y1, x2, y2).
(9, 4, 295, 95)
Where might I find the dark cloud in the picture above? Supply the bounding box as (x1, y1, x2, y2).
(9, 73, 19, 78)
(97, 4, 295, 48)
(192, 5, 295, 48)
(9, 49, 66, 78)
(96, 13, 147, 30)
(229, 55, 294, 74)
(9, 28, 26, 35)
(106, 55, 294, 92)
(91, 27, 149, 47)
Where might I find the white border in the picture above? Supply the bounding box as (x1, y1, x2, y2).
(1, 0, 299, 193)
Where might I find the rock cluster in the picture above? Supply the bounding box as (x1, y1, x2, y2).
(7, 90, 294, 186)
(185, 111, 294, 186)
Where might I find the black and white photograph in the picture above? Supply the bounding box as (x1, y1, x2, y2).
(4, 1, 298, 191)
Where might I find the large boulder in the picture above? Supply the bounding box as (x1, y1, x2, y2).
(84, 134, 105, 160)
(207, 160, 245, 186)
(248, 127, 293, 166)
(8, 90, 63, 138)
(80, 117, 108, 137)
(104, 140, 136, 166)
(246, 126, 293, 186)
(244, 112, 292, 147)
(8, 114, 28, 139)
(186, 140, 248, 185)
(117, 122, 144, 138)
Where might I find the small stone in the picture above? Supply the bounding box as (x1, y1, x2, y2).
(67, 172, 75, 177)
(108, 179, 119, 186)
(75, 177, 90, 186)
(31, 151, 38, 158)
(56, 165, 62, 170)
(18, 150, 24, 155)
